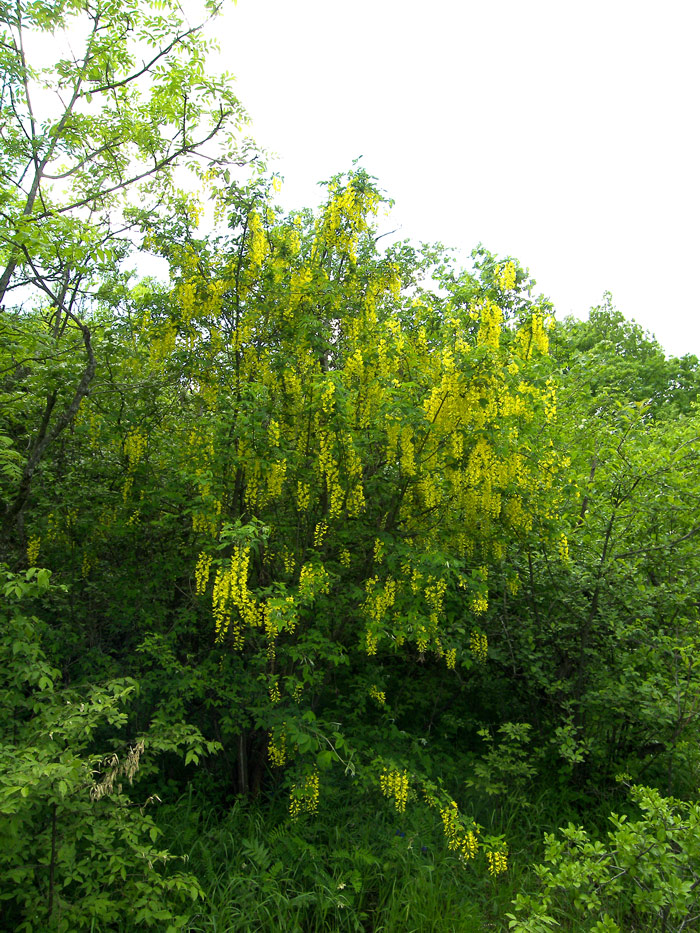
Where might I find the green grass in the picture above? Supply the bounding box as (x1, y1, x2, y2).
(153, 788, 524, 932)
(149, 780, 668, 932)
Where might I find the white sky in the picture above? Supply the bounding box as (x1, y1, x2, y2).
(210, 0, 700, 358)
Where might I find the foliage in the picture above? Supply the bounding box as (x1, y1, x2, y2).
(159, 790, 508, 933)
(0, 0, 252, 534)
(508, 784, 700, 933)
(2, 3, 700, 930)
(0, 566, 207, 930)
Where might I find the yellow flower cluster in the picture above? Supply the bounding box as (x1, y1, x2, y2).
(316, 179, 380, 263)
(475, 298, 503, 351)
(177, 279, 198, 322)
(445, 647, 457, 670)
(515, 311, 550, 359)
(269, 679, 281, 704)
(543, 377, 557, 422)
(363, 576, 397, 656)
(321, 381, 336, 415)
(187, 428, 220, 537)
(425, 577, 447, 625)
(385, 421, 401, 461)
(503, 495, 533, 535)
(507, 572, 520, 596)
(212, 546, 258, 647)
(496, 261, 517, 292)
(486, 849, 508, 875)
(268, 419, 281, 447)
(282, 548, 296, 575)
(369, 685, 386, 706)
(345, 345, 365, 386)
(440, 801, 479, 863)
(558, 533, 570, 562)
(470, 631, 488, 663)
(264, 459, 287, 503)
(268, 726, 286, 767)
(289, 769, 320, 820)
(416, 623, 429, 654)
(313, 521, 328, 547)
(83, 409, 102, 451)
(531, 313, 550, 354)
(344, 435, 366, 517)
(319, 431, 343, 518)
(262, 596, 297, 661)
(192, 506, 221, 537)
(380, 768, 409, 813)
(124, 428, 147, 466)
(298, 562, 331, 604)
(296, 481, 311, 512)
(471, 593, 489, 614)
(184, 195, 204, 228)
(239, 211, 269, 298)
(26, 535, 41, 567)
(198, 379, 218, 411)
(287, 266, 312, 320)
(400, 426, 416, 476)
(195, 552, 213, 595)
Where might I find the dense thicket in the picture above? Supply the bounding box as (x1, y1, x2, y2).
(2, 2, 700, 931)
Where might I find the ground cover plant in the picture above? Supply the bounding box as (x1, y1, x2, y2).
(2, 1, 700, 930)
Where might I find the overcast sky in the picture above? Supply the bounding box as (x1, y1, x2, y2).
(209, 0, 700, 358)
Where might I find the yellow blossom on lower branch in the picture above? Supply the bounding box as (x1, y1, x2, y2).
(380, 768, 409, 812)
(440, 800, 479, 864)
(289, 768, 320, 819)
(269, 678, 281, 704)
(558, 533, 570, 562)
(470, 630, 488, 663)
(404, 778, 508, 874)
(27, 535, 41, 566)
(268, 726, 286, 767)
(486, 849, 508, 875)
(369, 684, 386, 706)
(365, 628, 378, 656)
(471, 592, 489, 614)
(195, 551, 213, 595)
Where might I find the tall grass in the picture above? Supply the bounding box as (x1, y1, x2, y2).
(148, 781, 640, 932)
(153, 787, 521, 932)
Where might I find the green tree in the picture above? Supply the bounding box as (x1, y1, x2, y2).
(487, 291, 700, 796)
(551, 292, 699, 419)
(0, 566, 213, 930)
(24, 169, 562, 873)
(0, 0, 250, 536)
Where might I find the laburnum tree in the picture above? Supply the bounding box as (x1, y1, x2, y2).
(14, 166, 566, 880)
